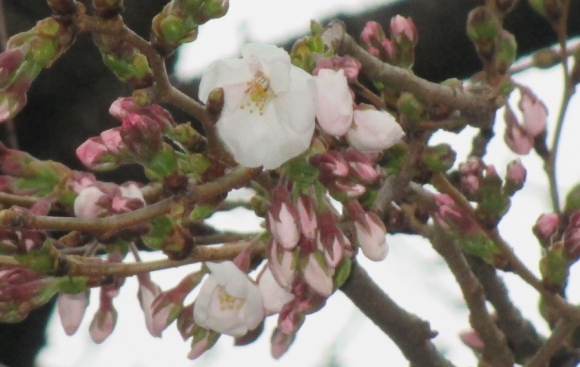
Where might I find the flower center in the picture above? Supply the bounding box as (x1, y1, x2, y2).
(240, 71, 276, 115)
(217, 286, 246, 311)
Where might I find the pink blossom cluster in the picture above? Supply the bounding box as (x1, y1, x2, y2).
(504, 87, 548, 155)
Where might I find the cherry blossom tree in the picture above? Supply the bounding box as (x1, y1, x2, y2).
(0, 0, 580, 366)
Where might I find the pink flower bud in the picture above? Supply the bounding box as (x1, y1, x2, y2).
(57, 291, 89, 336)
(90, 287, 118, 344)
(137, 275, 164, 337)
(0, 48, 26, 86)
(277, 301, 304, 335)
(314, 56, 361, 81)
(518, 87, 547, 137)
(344, 148, 380, 183)
(73, 186, 109, 218)
(109, 97, 176, 132)
(120, 113, 163, 160)
(533, 212, 559, 247)
(271, 327, 296, 359)
(350, 208, 388, 261)
(187, 328, 220, 360)
(267, 185, 300, 250)
(433, 194, 478, 232)
(302, 252, 333, 297)
(0, 87, 27, 123)
(459, 328, 485, 352)
(505, 159, 526, 194)
(309, 151, 350, 178)
(317, 210, 348, 268)
(390, 15, 418, 46)
(257, 266, 294, 316)
(296, 195, 318, 240)
(75, 136, 117, 171)
(111, 182, 145, 213)
(504, 104, 534, 155)
(564, 212, 580, 261)
(315, 69, 353, 136)
(360, 21, 386, 46)
(348, 105, 404, 153)
(100, 128, 124, 154)
(268, 241, 296, 290)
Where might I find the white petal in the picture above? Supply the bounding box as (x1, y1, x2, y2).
(315, 69, 353, 136)
(199, 58, 253, 103)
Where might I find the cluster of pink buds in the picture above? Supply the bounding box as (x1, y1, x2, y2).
(458, 157, 526, 201)
(0, 199, 50, 253)
(504, 87, 548, 155)
(0, 17, 74, 122)
(360, 15, 418, 67)
(76, 98, 177, 171)
(313, 58, 404, 153)
(310, 148, 380, 200)
(0, 266, 58, 323)
(72, 177, 146, 220)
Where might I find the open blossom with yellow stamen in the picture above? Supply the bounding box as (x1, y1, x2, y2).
(193, 261, 264, 337)
(199, 43, 317, 169)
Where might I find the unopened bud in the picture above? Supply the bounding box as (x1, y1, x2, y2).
(493, 29, 517, 75)
(504, 159, 526, 195)
(421, 144, 456, 173)
(533, 212, 559, 247)
(467, 6, 501, 61)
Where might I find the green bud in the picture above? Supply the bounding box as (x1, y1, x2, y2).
(159, 14, 198, 44)
(397, 92, 425, 125)
(30, 38, 57, 67)
(493, 29, 517, 75)
(422, 144, 456, 173)
(466, 6, 501, 61)
(461, 232, 501, 264)
(539, 242, 570, 292)
(533, 47, 560, 69)
(334, 257, 352, 287)
(564, 183, 580, 215)
(188, 204, 215, 221)
(144, 146, 178, 180)
(142, 215, 174, 250)
(170, 123, 206, 152)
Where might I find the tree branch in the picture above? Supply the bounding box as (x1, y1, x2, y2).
(340, 261, 456, 367)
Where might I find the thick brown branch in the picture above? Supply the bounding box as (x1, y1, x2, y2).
(340, 261, 455, 367)
(321, 20, 499, 127)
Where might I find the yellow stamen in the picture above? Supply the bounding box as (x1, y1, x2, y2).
(240, 71, 277, 116)
(217, 286, 246, 311)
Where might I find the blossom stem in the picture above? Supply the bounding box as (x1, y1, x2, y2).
(546, 1, 574, 214)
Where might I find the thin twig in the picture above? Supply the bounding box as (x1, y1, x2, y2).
(525, 317, 580, 367)
(0, 166, 261, 234)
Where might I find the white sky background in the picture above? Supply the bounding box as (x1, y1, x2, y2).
(36, 1, 580, 367)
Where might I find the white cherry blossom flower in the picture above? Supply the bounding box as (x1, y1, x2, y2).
(199, 43, 317, 169)
(193, 261, 264, 337)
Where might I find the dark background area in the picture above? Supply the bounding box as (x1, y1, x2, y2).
(1, 0, 579, 366)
